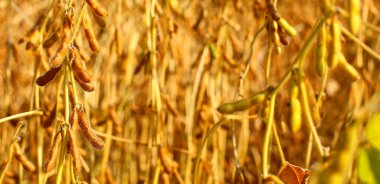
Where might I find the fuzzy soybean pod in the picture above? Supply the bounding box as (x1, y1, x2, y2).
(36, 66, 62, 86)
(13, 142, 36, 172)
(75, 105, 105, 149)
(271, 21, 283, 54)
(45, 130, 62, 172)
(74, 73, 95, 92)
(86, 0, 108, 17)
(41, 105, 57, 127)
(349, 0, 361, 35)
(271, 21, 281, 46)
(159, 146, 178, 174)
(217, 90, 267, 114)
(328, 20, 341, 68)
(290, 81, 302, 132)
(316, 23, 327, 77)
(43, 33, 59, 48)
(67, 129, 81, 173)
(49, 44, 66, 68)
(336, 53, 360, 81)
(277, 18, 297, 37)
(71, 48, 91, 83)
(82, 12, 100, 53)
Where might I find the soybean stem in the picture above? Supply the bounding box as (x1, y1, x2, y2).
(239, 23, 266, 95)
(305, 134, 313, 168)
(297, 70, 326, 157)
(194, 118, 225, 184)
(69, 63, 79, 104)
(69, 2, 86, 45)
(272, 122, 286, 164)
(0, 110, 43, 124)
(262, 95, 277, 177)
(340, 26, 380, 61)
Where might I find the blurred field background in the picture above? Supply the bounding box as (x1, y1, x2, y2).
(1, 0, 380, 183)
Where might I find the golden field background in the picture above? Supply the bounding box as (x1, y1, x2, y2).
(0, 0, 380, 183)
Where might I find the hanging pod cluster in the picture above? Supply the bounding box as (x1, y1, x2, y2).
(36, 16, 72, 86)
(39, 0, 108, 175)
(266, 0, 297, 54)
(37, 0, 108, 88)
(315, 20, 360, 81)
(37, 24, 95, 91)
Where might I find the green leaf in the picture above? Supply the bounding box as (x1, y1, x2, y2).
(366, 114, 380, 150)
(358, 148, 380, 184)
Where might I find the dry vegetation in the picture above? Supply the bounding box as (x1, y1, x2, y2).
(1, 0, 380, 183)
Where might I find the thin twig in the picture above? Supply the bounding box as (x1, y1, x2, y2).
(0, 110, 43, 124)
(340, 26, 380, 61)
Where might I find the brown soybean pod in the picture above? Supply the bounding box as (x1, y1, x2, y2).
(76, 106, 104, 149)
(45, 130, 62, 172)
(43, 33, 59, 48)
(68, 83, 76, 105)
(115, 29, 124, 56)
(159, 147, 178, 174)
(82, 12, 100, 52)
(92, 13, 106, 28)
(71, 48, 91, 83)
(74, 73, 95, 92)
(105, 167, 116, 184)
(278, 27, 289, 46)
(62, 16, 72, 40)
(41, 104, 57, 127)
(109, 108, 122, 133)
(86, 0, 108, 17)
(36, 66, 62, 86)
(67, 129, 81, 173)
(266, 0, 281, 21)
(13, 142, 36, 172)
(49, 44, 66, 68)
(70, 105, 78, 127)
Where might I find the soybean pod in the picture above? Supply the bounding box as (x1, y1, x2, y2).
(217, 90, 267, 114)
(316, 23, 327, 77)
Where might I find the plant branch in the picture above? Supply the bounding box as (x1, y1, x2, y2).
(0, 110, 43, 124)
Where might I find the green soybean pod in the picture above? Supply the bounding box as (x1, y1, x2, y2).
(277, 18, 297, 37)
(337, 53, 360, 81)
(349, 0, 361, 35)
(316, 23, 327, 77)
(290, 81, 302, 132)
(217, 90, 267, 114)
(328, 20, 341, 68)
